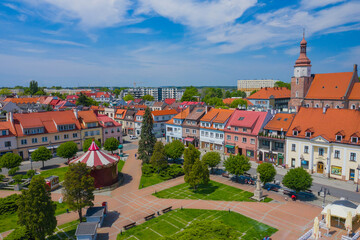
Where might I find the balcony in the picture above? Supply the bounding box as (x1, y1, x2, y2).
(258, 132, 285, 141)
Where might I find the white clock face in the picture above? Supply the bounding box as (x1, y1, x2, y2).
(294, 67, 311, 77)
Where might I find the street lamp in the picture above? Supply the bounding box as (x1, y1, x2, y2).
(318, 187, 330, 209)
(356, 164, 360, 193)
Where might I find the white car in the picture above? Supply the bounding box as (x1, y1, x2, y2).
(129, 135, 138, 140)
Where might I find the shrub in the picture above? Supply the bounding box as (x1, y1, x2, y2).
(25, 170, 36, 179)
(8, 167, 19, 176)
(141, 164, 154, 177)
(3, 226, 33, 240)
(0, 194, 19, 215)
(168, 164, 184, 178)
(12, 175, 24, 184)
(0, 174, 5, 181)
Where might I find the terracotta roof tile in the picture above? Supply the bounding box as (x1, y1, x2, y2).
(173, 108, 190, 120)
(349, 82, 360, 100)
(200, 109, 233, 123)
(264, 113, 295, 131)
(305, 72, 353, 100)
(225, 110, 269, 135)
(96, 114, 121, 127)
(248, 87, 290, 99)
(4, 97, 40, 104)
(78, 110, 98, 123)
(152, 109, 178, 116)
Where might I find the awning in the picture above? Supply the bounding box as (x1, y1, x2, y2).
(225, 145, 235, 149)
(28, 145, 60, 153)
(184, 137, 194, 142)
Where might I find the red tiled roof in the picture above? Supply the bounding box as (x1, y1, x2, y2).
(248, 87, 290, 99)
(349, 82, 360, 100)
(115, 109, 127, 119)
(66, 95, 79, 100)
(200, 109, 233, 124)
(0, 121, 16, 137)
(136, 110, 145, 116)
(164, 98, 176, 105)
(152, 109, 178, 116)
(96, 114, 121, 127)
(78, 110, 98, 123)
(286, 108, 360, 144)
(4, 97, 40, 104)
(305, 72, 353, 100)
(225, 110, 269, 135)
(264, 113, 295, 131)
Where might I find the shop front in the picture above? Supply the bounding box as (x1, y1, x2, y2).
(225, 144, 235, 154)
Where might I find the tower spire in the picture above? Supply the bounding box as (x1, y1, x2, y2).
(295, 32, 311, 67)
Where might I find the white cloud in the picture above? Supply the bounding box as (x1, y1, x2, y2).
(301, 0, 345, 9)
(38, 38, 88, 47)
(123, 28, 157, 34)
(136, 0, 257, 28)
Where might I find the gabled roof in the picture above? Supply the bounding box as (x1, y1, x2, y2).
(200, 109, 233, 123)
(78, 110, 98, 123)
(305, 72, 353, 100)
(96, 114, 121, 127)
(225, 110, 268, 135)
(164, 98, 176, 105)
(185, 107, 206, 121)
(115, 109, 127, 119)
(0, 121, 16, 138)
(348, 82, 360, 100)
(286, 108, 360, 144)
(264, 113, 295, 132)
(4, 97, 40, 104)
(152, 109, 178, 116)
(136, 110, 145, 116)
(152, 102, 166, 108)
(173, 108, 190, 120)
(248, 87, 290, 99)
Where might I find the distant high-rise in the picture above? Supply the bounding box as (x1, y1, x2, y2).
(237, 79, 277, 96)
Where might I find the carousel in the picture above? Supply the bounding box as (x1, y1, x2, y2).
(70, 141, 119, 188)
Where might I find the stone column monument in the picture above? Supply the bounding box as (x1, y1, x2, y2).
(252, 174, 264, 201)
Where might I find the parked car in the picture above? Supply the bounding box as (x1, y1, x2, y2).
(129, 135, 138, 140)
(263, 183, 282, 192)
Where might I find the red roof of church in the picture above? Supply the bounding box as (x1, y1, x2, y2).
(349, 82, 360, 100)
(305, 72, 353, 100)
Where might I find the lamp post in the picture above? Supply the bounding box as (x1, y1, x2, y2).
(318, 187, 330, 209)
(356, 164, 360, 193)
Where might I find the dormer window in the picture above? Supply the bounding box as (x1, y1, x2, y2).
(336, 135, 342, 142)
(351, 137, 358, 143)
(305, 132, 311, 138)
(293, 130, 298, 136)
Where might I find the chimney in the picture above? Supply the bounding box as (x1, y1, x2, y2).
(73, 108, 78, 119)
(6, 112, 13, 122)
(354, 64, 358, 74)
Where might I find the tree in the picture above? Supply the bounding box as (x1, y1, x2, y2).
(274, 81, 291, 90)
(225, 91, 231, 98)
(138, 107, 157, 163)
(103, 137, 120, 154)
(123, 94, 134, 101)
(183, 144, 200, 176)
(186, 159, 209, 189)
(0, 153, 22, 174)
(202, 152, 221, 173)
(17, 177, 57, 239)
(150, 141, 168, 172)
(142, 94, 154, 101)
(29, 80, 39, 95)
(257, 162, 276, 184)
(230, 99, 248, 108)
(282, 167, 312, 192)
(76, 93, 98, 107)
(204, 97, 224, 107)
(181, 86, 198, 101)
(230, 90, 246, 98)
(250, 90, 258, 96)
(83, 139, 101, 152)
(63, 163, 95, 221)
(31, 146, 52, 169)
(57, 141, 78, 161)
(0, 88, 12, 96)
(34, 89, 46, 96)
(223, 154, 251, 180)
(164, 140, 184, 161)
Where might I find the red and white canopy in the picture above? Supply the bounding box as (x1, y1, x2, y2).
(70, 141, 118, 168)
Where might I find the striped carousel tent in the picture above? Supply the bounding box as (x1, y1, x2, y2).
(70, 141, 119, 188)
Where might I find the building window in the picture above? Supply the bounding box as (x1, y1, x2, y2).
(1, 130, 7, 136)
(32, 138, 38, 144)
(293, 130, 298, 136)
(64, 134, 69, 139)
(350, 153, 356, 161)
(73, 133, 78, 138)
(242, 128, 247, 132)
(192, 130, 196, 134)
(305, 132, 311, 138)
(351, 137, 358, 143)
(200, 131, 204, 136)
(336, 105, 340, 109)
(336, 135, 342, 142)
(315, 104, 319, 108)
(304, 146, 309, 153)
(250, 139, 255, 144)
(291, 158, 295, 167)
(262, 140, 270, 146)
(210, 132, 214, 138)
(21, 139, 27, 145)
(242, 137, 247, 143)
(186, 129, 190, 133)
(205, 132, 209, 137)
(220, 134, 223, 139)
(334, 150, 340, 159)
(4, 141, 11, 147)
(234, 127, 239, 131)
(215, 133, 219, 138)
(319, 148, 324, 156)
(296, 91, 299, 97)
(291, 144, 296, 151)
(234, 136, 238, 141)
(42, 137, 48, 142)
(296, 78, 299, 85)
(351, 104, 356, 110)
(227, 135, 231, 140)
(55, 135, 60, 141)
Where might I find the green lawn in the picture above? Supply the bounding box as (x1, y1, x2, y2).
(139, 173, 165, 189)
(153, 180, 272, 202)
(118, 160, 125, 172)
(38, 167, 69, 182)
(47, 219, 80, 240)
(0, 202, 70, 233)
(117, 208, 277, 240)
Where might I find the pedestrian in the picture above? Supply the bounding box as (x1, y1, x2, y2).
(291, 194, 296, 201)
(135, 153, 137, 159)
(66, 209, 69, 213)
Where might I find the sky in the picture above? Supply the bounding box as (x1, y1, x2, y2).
(0, 0, 359, 88)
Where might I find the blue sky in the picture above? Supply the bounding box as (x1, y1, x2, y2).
(0, 0, 359, 87)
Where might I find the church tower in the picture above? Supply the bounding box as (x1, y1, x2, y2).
(289, 33, 313, 110)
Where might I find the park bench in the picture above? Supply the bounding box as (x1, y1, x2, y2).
(144, 213, 155, 221)
(162, 206, 172, 214)
(222, 173, 229, 178)
(282, 189, 294, 196)
(123, 222, 136, 230)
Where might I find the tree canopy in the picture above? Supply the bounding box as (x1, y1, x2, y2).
(202, 151, 221, 173)
(229, 99, 248, 108)
(76, 93, 98, 107)
(29, 80, 39, 95)
(63, 163, 95, 221)
(282, 167, 312, 192)
(224, 154, 251, 178)
(204, 97, 224, 107)
(17, 176, 57, 239)
(230, 90, 246, 98)
(185, 159, 209, 189)
(123, 94, 135, 101)
(0, 88, 12, 96)
(150, 141, 168, 171)
(164, 140, 185, 160)
(250, 90, 258, 96)
(274, 81, 291, 90)
(103, 137, 120, 154)
(181, 86, 199, 101)
(138, 107, 157, 163)
(83, 139, 101, 152)
(0, 153, 22, 172)
(57, 141, 78, 160)
(31, 146, 52, 169)
(257, 162, 276, 184)
(142, 94, 155, 101)
(183, 144, 200, 176)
